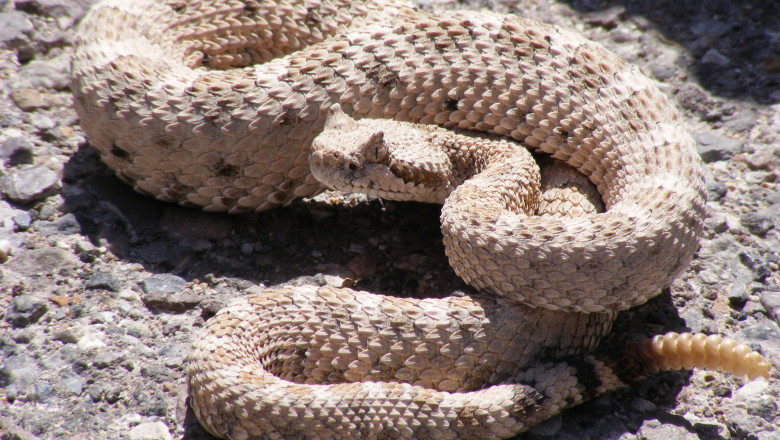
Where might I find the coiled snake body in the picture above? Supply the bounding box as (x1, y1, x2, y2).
(71, 0, 769, 439)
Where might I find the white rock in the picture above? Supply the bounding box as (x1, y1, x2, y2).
(127, 421, 172, 440)
(77, 332, 107, 351)
(735, 378, 769, 400)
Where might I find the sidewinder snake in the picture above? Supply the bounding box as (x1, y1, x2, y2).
(71, 0, 772, 438)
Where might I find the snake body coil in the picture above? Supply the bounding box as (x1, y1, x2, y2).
(68, 1, 740, 439)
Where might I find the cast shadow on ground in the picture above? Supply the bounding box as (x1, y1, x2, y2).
(556, 0, 780, 104)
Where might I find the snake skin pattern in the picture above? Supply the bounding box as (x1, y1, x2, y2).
(70, 0, 716, 438)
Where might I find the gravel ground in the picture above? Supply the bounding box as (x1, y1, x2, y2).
(0, 0, 779, 439)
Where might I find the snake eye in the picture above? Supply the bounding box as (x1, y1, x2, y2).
(364, 131, 386, 163)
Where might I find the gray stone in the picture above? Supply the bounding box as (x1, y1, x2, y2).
(85, 271, 121, 292)
(13, 212, 33, 231)
(743, 149, 777, 171)
(62, 371, 83, 395)
(677, 84, 721, 119)
(650, 64, 676, 82)
(706, 180, 728, 202)
(0, 137, 34, 166)
(92, 351, 126, 369)
(701, 48, 730, 66)
(694, 131, 743, 163)
(127, 421, 172, 440)
(33, 212, 82, 236)
(87, 383, 103, 402)
(760, 290, 780, 324)
(139, 391, 168, 416)
(51, 328, 78, 344)
(15, 0, 93, 19)
(0, 11, 33, 46)
(104, 384, 122, 403)
(740, 211, 775, 237)
(704, 213, 728, 234)
(15, 52, 71, 90)
(0, 165, 60, 204)
(40, 345, 77, 369)
(691, 19, 732, 38)
(122, 320, 152, 338)
(30, 381, 54, 402)
(29, 112, 56, 131)
(739, 251, 772, 281)
(725, 410, 770, 438)
(142, 274, 187, 295)
(11, 329, 33, 344)
(5, 295, 48, 327)
(0, 355, 40, 389)
(140, 364, 172, 381)
(5, 247, 78, 277)
(725, 109, 758, 133)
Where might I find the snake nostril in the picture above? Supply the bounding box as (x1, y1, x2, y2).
(348, 163, 358, 171)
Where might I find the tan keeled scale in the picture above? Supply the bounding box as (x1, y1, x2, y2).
(70, 0, 771, 439)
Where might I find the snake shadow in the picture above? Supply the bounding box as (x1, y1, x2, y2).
(551, 0, 780, 104)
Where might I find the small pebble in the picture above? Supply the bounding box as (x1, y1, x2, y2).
(5, 295, 48, 327)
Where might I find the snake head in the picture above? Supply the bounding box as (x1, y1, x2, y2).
(310, 106, 453, 203)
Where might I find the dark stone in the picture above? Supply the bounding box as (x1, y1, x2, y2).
(738, 251, 771, 281)
(13, 212, 33, 231)
(104, 384, 122, 403)
(728, 283, 749, 308)
(706, 181, 728, 202)
(141, 274, 187, 295)
(87, 383, 103, 402)
(85, 271, 121, 292)
(5, 295, 48, 327)
(694, 131, 743, 163)
(0, 11, 33, 46)
(33, 213, 82, 236)
(140, 364, 172, 381)
(740, 211, 775, 237)
(139, 391, 168, 416)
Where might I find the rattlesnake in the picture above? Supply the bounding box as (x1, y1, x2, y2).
(71, 0, 771, 439)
